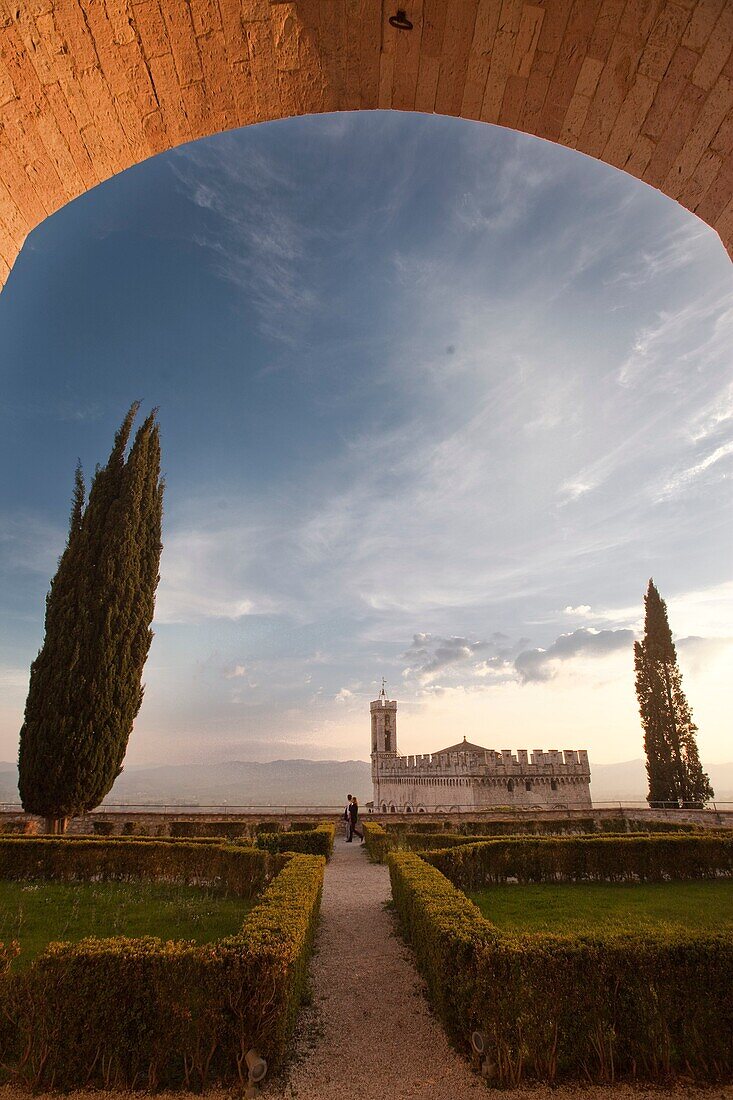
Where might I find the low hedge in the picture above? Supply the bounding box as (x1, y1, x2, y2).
(403, 831, 494, 851)
(456, 818, 596, 836)
(0, 837, 279, 897)
(170, 820, 250, 839)
(255, 823, 335, 859)
(620, 817, 702, 833)
(69, 834, 226, 845)
(388, 849, 733, 1084)
(424, 834, 733, 890)
(363, 821, 390, 862)
(3, 852, 325, 1089)
(383, 820, 450, 833)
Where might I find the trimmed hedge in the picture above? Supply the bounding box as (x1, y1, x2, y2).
(618, 817, 702, 833)
(456, 818, 596, 836)
(363, 821, 390, 862)
(424, 834, 733, 890)
(3, 852, 324, 1089)
(403, 831, 494, 851)
(383, 820, 450, 834)
(388, 849, 733, 1085)
(0, 837, 279, 897)
(255, 823, 335, 860)
(170, 820, 250, 840)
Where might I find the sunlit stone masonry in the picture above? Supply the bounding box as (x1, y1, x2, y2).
(370, 687, 592, 813)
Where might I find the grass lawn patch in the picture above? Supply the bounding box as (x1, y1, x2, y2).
(0, 880, 252, 969)
(469, 879, 733, 935)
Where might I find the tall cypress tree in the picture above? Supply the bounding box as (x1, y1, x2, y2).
(18, 404, 164, 832)
(634, 579, 713, 806)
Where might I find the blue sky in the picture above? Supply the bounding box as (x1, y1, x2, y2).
(1, 111, 731, 767)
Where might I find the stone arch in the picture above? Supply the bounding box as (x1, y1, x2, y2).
(0, 1, 731, 291)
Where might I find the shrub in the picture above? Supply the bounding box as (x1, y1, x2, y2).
(170, 820, 249, 840)
(388, 850, 733, 1085)
(0, 820, 38, 836)
(0, 838, 280, 898)
(289, 820, 319, 832)
(402, 832, 489, 851)
(363, 822, 390, 862)
(383, 820, 449, 834)
(255, 824, 334, 859)
(5, 852, 324, 1089)
(255, 820, 282, 834)
(68, 834, 226, 845)
(424, 834, 733, 890)
(460, 818, 596, 836)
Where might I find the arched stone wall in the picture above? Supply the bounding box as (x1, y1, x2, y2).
(0, 0, 731, 288)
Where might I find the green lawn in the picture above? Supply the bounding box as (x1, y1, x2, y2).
(0, 880, 253, 969)
(469, 880, 733, 936)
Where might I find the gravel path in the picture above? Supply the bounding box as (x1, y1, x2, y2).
(264, 833, 488, 1100)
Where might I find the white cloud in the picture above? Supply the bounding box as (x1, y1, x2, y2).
(656, 440, 733, 501)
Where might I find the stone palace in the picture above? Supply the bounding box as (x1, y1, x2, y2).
(370, 686, 592, 813)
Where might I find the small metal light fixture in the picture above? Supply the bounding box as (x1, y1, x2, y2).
(389, 9, 413, 31)
(470, 1030, 486, 1055)
(244, 1049, 268, 1097)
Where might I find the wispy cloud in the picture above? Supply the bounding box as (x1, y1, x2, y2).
(170, 140, 319, 346)
(655, 440, 733, 501)
(606, 221, 707, 290)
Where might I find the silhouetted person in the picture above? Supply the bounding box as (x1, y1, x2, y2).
(343, 794, 353, 841)
(349, 796, 364, 843)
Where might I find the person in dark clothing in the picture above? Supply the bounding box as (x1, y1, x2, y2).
(344, 794, 353, 841)
(349, 796, 364, 843)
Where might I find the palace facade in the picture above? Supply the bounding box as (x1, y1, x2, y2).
(370, 688, 592, 813)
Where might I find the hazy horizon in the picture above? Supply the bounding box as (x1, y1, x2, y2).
(1, 112, 731, 771)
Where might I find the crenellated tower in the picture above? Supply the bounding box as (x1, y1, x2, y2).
(371, 681, 397, 810)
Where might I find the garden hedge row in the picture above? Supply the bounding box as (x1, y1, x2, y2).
(169, 820, 250, 839)
(255, 823, 335, 860)
(0, 837, 280, 897)
(363, 821, 390, 862)
(1, 851, 325, 1089)
(456, 818, 596, 836)
(424, 834, 733, 889)
(388, 849, 733, 1085)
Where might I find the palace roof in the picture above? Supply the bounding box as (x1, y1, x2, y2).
(433, 736, 490, 755)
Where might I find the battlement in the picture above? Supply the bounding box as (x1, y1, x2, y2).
(370, 697, 397, 711)
(376, 747, 590, 779)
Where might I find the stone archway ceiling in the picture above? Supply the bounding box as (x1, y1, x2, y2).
(0, 0, 732, 287)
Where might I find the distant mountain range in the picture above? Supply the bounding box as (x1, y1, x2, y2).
(0, 758, 373, 808)
(0, 757, 731, 808)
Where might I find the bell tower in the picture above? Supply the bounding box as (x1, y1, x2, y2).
(371, 680, 397, 810)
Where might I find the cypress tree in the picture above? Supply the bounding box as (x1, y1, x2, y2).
(634, 578, 713, 806)
(18, 404, 164, 832)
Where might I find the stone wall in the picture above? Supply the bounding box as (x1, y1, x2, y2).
(0, 805, 730, 835)
(0, 0, 732, 291)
